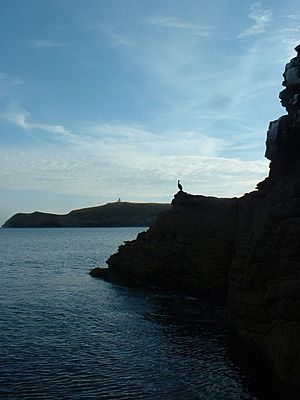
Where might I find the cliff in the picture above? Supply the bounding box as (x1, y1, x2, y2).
(103, 193, 238, 300)
(2, 202, 171, 228)
(91, 45, 300, 395)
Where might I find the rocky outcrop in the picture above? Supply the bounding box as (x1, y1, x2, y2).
(106, 193, 238, 300)
(2, 202, 170, 228)
(93, 45, 300, 394)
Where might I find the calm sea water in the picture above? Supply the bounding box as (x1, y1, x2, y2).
(0, 228, 259, 400)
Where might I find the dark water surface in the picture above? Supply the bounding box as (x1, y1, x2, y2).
(0, 228, 259, 399)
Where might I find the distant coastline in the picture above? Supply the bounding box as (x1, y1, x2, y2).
(2, 202, 171, 228)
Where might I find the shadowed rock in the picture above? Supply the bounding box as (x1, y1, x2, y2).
(89, 267, 110, 279)
(106, 191, 238, 301)
(92, 44, 300, 395)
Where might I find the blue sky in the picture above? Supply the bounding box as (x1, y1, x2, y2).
(0, 0, 299, 224)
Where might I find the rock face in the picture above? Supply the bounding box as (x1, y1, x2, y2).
(107, 193, 238, 300)
(97, 45, 300, 393)
(228, 44, 300, 393)
(229, 174, 300, 393)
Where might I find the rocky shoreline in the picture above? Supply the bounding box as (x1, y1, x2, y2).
(91, 45, 300, 395)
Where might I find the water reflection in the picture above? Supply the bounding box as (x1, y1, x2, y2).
(109, 286, 259, 400)
(0, 228, 261, 400)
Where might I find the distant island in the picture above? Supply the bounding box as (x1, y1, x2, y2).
(2, 202, 171, 228)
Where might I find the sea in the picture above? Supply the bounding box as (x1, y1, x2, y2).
(0, 227, 260, 400)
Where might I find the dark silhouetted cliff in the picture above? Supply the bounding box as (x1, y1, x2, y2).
(91, 45, 300, 395)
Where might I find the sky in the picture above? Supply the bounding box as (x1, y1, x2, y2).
(0, 0, 299, 225)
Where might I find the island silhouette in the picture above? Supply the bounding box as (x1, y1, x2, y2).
(2, 202, 170, 228)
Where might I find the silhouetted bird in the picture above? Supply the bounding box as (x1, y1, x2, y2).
(177, 180, 183, 191)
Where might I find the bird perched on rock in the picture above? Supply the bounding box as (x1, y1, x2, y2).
(177, 180, 183, 191)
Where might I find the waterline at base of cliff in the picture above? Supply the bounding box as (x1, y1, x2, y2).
(91, 44, 300, 396)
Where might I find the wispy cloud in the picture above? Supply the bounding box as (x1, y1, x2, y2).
(0, 72, 23, 87)
(26, 39, 66, 49)
(0, 104, 269, 205)
(1, 0, 296, 222)
(104, 31, 136, 47)
(0, 105, 268, 198)
(87, 123, 229, 157)
(0, 108, 76, 141)
(148, 16, 211, 36)
(101, 10, 281, 133)
(278, 28, 300, 33)
(239, 2, 272, 38)
(88, 22, 137, 48)
(285, 14, 300, 21)
(0, 73, 23, 97)
(0, 146, 268, 202)
(0, 107, 229, 158)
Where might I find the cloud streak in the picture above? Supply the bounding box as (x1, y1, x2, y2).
(148, 16, 211, 36)
(0, 108, 229, 158)
(100, 7, 288, 139)
(26, 39, 66, 49)
(239, 2, 272, 38)
(0, 105, 268, 202)
(285, 14, 300, 21)
(0, 73, 23, 98)
(0, 147, 268, 202)
(0, 109, 77, 141)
